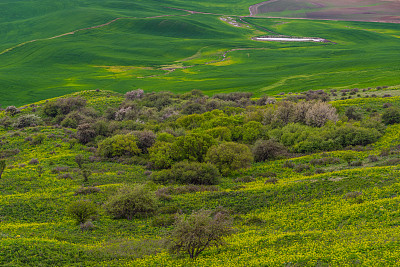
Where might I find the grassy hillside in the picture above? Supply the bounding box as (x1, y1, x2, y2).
(1, 1, 399, 107)
(1, 89, 400, 265)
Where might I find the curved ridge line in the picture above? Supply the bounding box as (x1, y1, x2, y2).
(0, 14, 191, 56)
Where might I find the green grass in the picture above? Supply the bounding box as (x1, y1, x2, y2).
(0, 1, 399, 106)
(2, 115, 400, 265)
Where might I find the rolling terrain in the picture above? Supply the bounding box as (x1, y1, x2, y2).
(2, 88, 400, 265)
(0, 0, 399, 106)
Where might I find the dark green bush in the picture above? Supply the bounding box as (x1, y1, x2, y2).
(105, 185, 157, 219)
(382, 106, 400, 125)
(206, 142, 253, 175)
(330, 125, 381, 147)
(253, 139, 287, 162)
(151, 161, 220, 185)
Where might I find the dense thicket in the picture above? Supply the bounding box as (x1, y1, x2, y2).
(0, 89, 386, 183)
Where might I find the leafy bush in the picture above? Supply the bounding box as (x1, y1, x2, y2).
(13, 114, 43, 128)
(29, 158, 39, 165)
(0, 160, 6, 179)
(98, 134, 140, 158)
(382, 106, 400, 125)
(148, 141, 178, 169)
(330, 125, 381, 147)
(206, 142, 253, 175)
(151, 161, 220, 185)
(253, 139, 287, 162)
(77, 123, 96, 144)
(105, 185, 157, 219)
(305, 101, 338, 127)
(125, 89, 144, 100)
(67, 199, 98, 225)
(174, 133, 216, 162)
(31, 133, 46, 145)
(168, 209, 233, 259)
(42, 97, 86, 117)
(5, 106, 19, 116)
(134, 130, 156, 153)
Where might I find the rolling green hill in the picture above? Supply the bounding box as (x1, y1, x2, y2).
(0, 0, 400, 107)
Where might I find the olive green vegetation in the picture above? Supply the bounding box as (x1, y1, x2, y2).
(1, 1, 400, 106)
(2, 89, 400, 265)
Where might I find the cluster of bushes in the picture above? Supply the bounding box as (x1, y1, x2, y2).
(0, 89, 393, 185)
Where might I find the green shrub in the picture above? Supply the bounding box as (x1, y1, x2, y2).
(0, 160, 6, 179)
(330, 125, 381, 147)
(105, 185, 157, 219)
(253, 139, 287, 162)
(148, 141, 178, 169)
(382, 106, 400, 125)
(67, 199, 98, 225)
(151, 161, 220, 185)
(31, 133, 46, 145)
(168, 209, 233, 259)
(98, 134, 141, 158)
(13, 114, 43, 128)
(174, 133, 216, 162)
(206, 142, 253, 175)
(205, 127, 232, 141)
(42, 97, 86, 117)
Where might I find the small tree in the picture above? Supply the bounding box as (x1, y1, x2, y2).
(168, 209, 233, 259)
(37, 166, 44, 178)
(75, 154, 85, 169)
(0, 160, 6, 179)
(82, 168, 92, 183)
(67, 199, 98, 225)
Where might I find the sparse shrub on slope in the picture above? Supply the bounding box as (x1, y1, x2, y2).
(125, 89, 144, 100)
(168, 209, 233, 259)
(105, 185, 157, 219)
(67, 199, 98, 225)
(0, 160, 6, 179)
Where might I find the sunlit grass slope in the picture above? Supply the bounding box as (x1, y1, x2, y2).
(2, 92, 400, 265)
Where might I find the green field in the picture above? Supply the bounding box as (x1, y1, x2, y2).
(0, 0, 400, 106)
